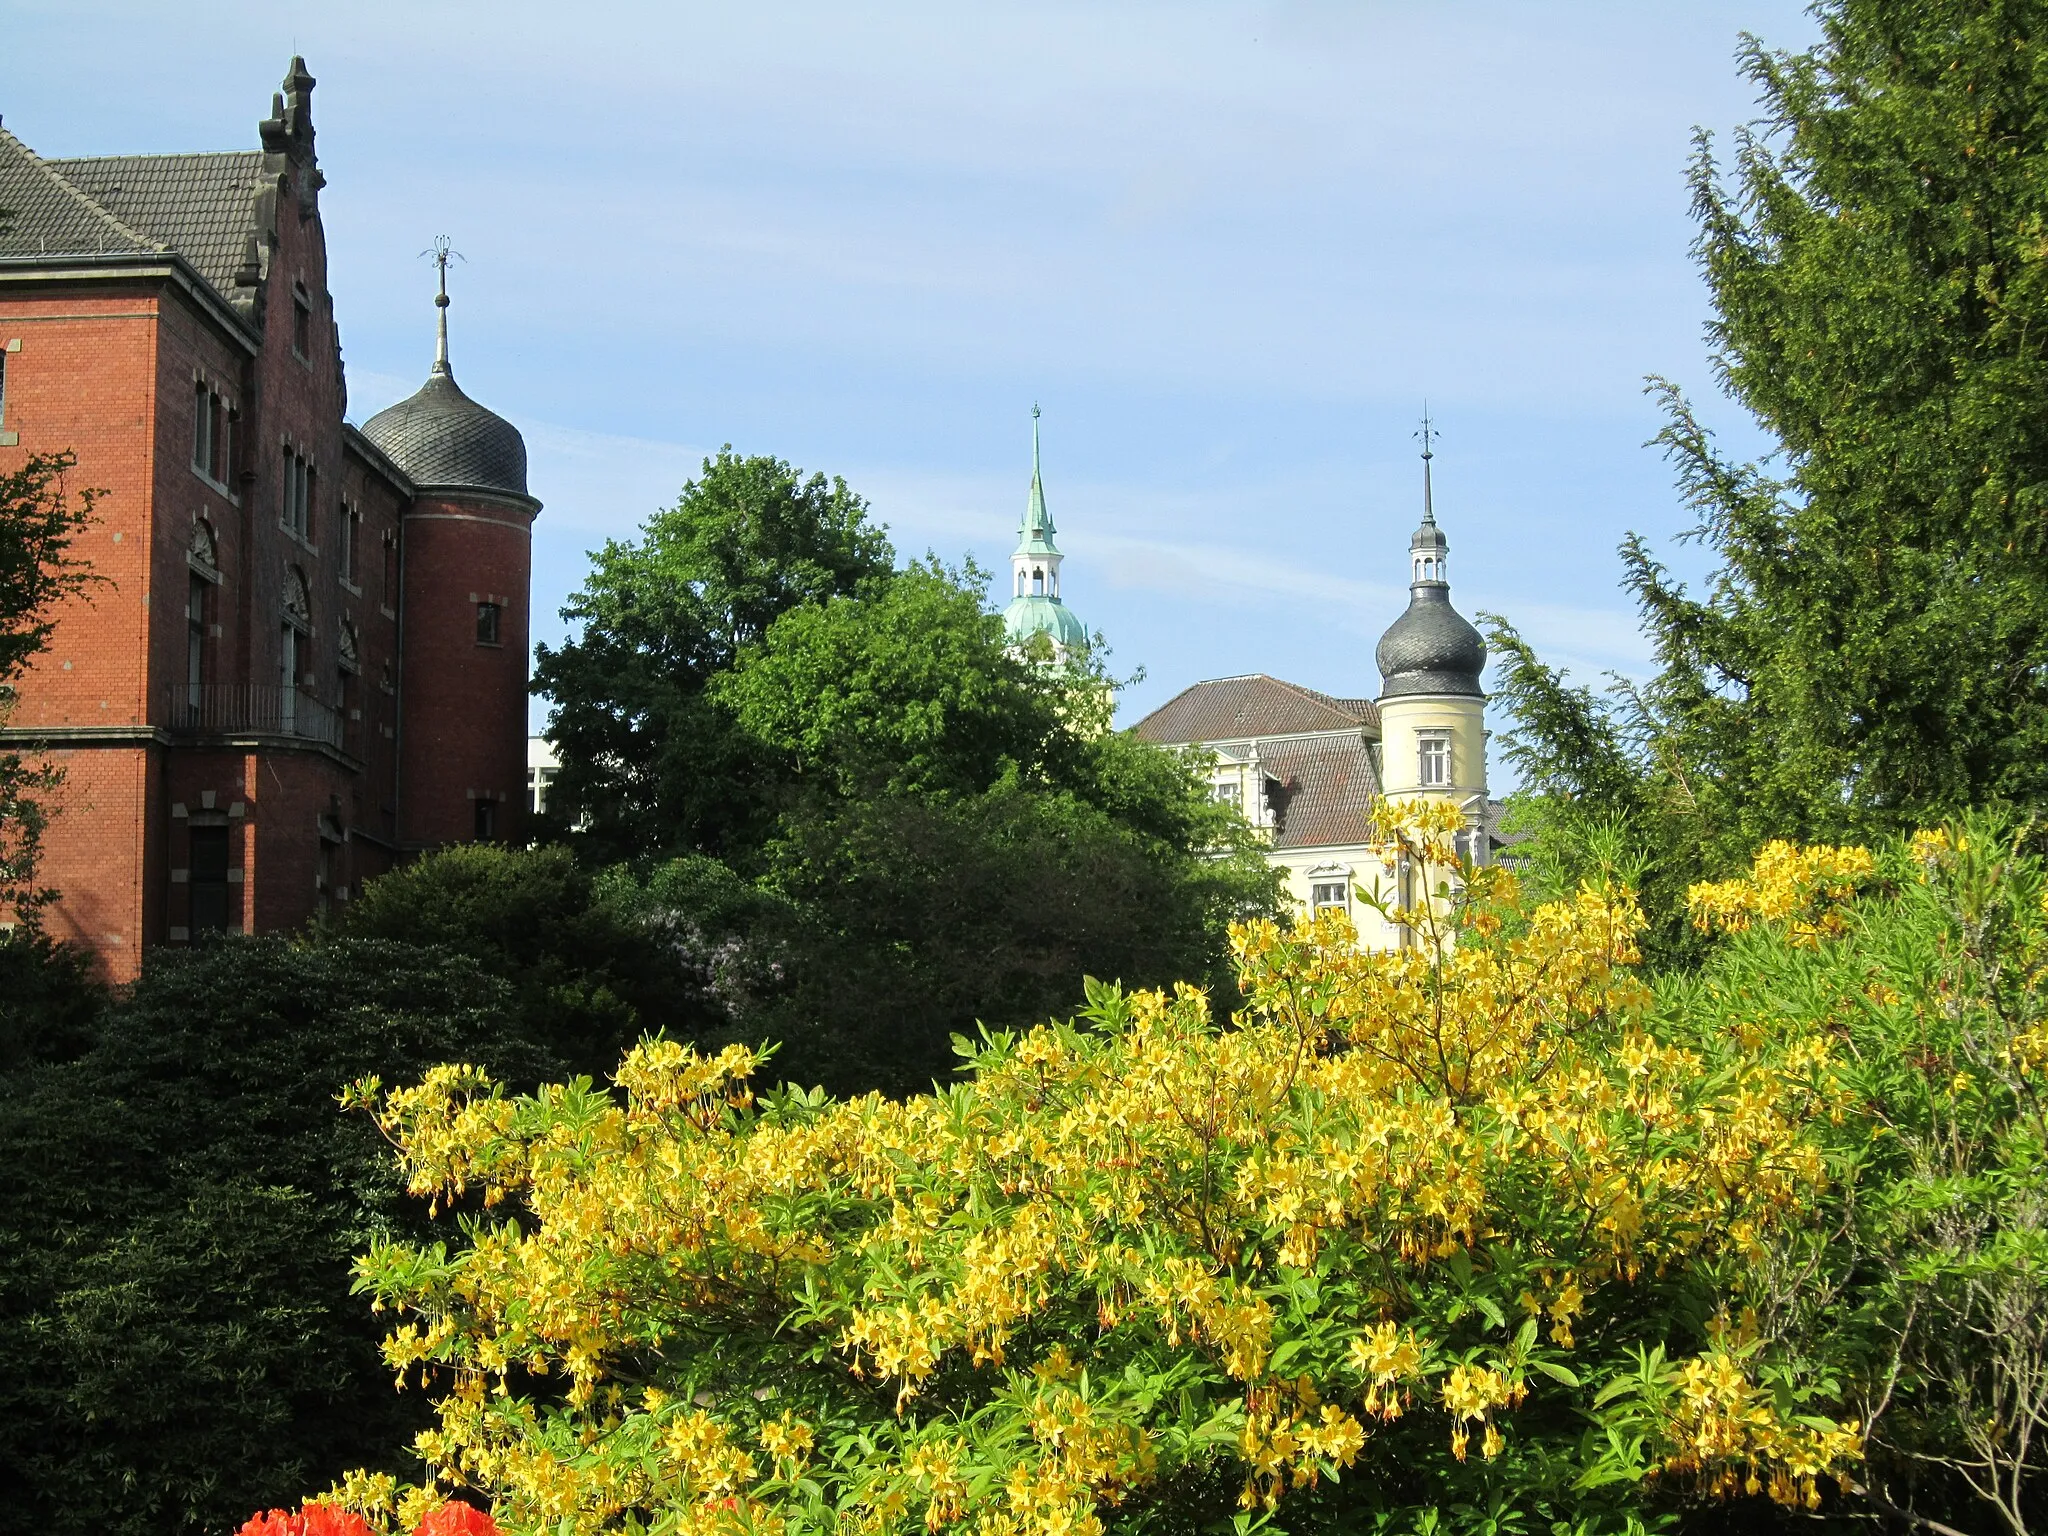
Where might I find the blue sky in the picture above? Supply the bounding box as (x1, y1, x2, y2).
(6, 1, 1819, 753)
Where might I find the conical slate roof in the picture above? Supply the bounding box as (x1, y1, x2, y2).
(361, 368, 529, 498)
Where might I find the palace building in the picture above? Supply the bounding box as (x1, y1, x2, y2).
(1133, 434, 1494, 943)
(0, 59, 537, 979)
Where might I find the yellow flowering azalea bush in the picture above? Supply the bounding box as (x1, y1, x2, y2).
(322, 800, 1921, 1536)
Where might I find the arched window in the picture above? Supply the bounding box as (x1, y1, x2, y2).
(282, 566, 311, 630)
(1033, 566, 1045, 595)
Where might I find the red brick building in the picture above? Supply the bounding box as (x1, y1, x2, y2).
(0, 59, 538, 979)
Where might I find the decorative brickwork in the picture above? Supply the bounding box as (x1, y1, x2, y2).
(0, 59, 536, 978)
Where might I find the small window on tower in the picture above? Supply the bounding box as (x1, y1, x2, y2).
(292, 289, 312, 359)
(1418, 730, 1451, 787)
(474, 798, 497, 842)
(476, 602, 502, 646)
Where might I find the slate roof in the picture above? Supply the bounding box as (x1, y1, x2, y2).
(0, 127, 157, 261)
(47, 152, 265, 298)
(0, 126, 268, 325)
(360, 369, 532, 499)
(1376, 587, 1486, 698)
(1130, 674, 1379, 745)
(1261, 733, 1383, 851)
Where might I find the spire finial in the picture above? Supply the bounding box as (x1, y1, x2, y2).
(1020, 402, 1056, 546)
(1415, 404, 1438, 526)
(421, 236, 463, 376)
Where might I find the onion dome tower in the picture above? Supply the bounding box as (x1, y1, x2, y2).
(1374, 414, 1488, 830)
(361, 242, 539, 848)
(1002, 405, 1089, 658)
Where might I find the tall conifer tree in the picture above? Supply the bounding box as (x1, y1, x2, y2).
(1494, 0, 2048, 906)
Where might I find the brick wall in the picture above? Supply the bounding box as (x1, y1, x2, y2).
(398, 492, 533, 848)
(0, 75, 531, 979)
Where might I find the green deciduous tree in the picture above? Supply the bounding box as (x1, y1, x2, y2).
(1493, 0, 2048, 929)
(532, 450, 891, 863)
(537, 467, 1278, 1096)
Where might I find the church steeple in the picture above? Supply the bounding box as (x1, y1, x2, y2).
(1002, 404, 1088, 656)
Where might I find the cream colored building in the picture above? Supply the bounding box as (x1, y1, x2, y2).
(1131, 454, 1493, 946)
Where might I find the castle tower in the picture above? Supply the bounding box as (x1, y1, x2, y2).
(360, 247, 539, 846)
(1001, 405, 1088, 658)
(1374, 417, 1488, 859)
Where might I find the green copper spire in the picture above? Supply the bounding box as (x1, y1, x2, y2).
(1017, 402, 1060, 556)
(1003, 403, 1087, 655)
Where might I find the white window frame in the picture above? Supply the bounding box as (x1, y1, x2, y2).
(1418, 730, 1451, 787)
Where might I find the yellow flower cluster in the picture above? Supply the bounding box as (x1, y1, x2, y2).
(342, 802, 1866, 1535)
(1660, 1350, 1862, 1509)
(1687, 839, 1876, 946)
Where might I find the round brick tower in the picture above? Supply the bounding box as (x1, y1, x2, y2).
(360, 251, 538, 847)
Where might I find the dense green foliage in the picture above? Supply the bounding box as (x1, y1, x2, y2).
(1490, 0, 2048, 937)
(0, 939, 569, 1536)
(338, 843, 713, 1079)
(535, 458, 1279, 1095)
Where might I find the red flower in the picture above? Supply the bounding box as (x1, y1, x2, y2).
(414, 1501, 500, 1536)
(234, 1508, 374, 1536)
(302, 1509, 377, 1536)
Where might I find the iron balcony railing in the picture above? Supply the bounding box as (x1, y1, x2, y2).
(164, 683, 344, 750)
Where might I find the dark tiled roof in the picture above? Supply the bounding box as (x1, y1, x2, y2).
(1376, 587, 1486, 698)
(48, 152, 265, 298)
(360, 369, 531, 499)
(0, 127, 157, 261)
(1262, 733, 1382, 850)
(1130, 674, 1379, 745)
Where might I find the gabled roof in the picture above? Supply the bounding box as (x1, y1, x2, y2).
(1130, 673, 1379, 745)
(0, 127, 159, 261)
(48, 152, 266, 299)
(1261, 733, 1383, 851)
